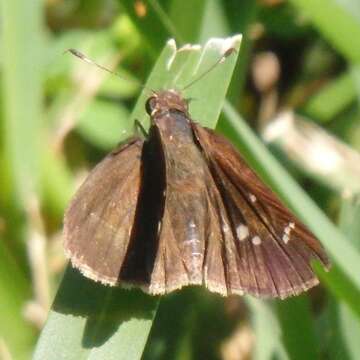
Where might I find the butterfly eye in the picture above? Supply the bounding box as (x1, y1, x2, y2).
(145, 97, 156, 115)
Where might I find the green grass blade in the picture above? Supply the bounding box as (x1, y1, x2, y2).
(339, 195, 360, 251)
(302, 71, 357, 122)
(197, 0, 229, 42)
(34, 35, 241, 360)
(223, 1, 259, 106)
(169, 0, 207, 42)
(0, 0, 44, 358)
(1, 0, 44, 203)
(221, 102, 360, 307)
(289, 0, 360, 63)
(333, 195, 360, 359)
(351, 63, 360, 111)
(120, 0, 177, 54)
(0, 241, 35, 360)
(246, 298, 286, 360)
(276, 297, 318, 359)
(323, 195, 360, 358)
(336, 304, 360, 359)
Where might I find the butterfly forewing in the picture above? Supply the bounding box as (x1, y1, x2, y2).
(192, 124, 330, 298)
(64, 137, 144, 285)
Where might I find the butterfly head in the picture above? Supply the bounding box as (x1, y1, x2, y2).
(145, 89, 189, 118)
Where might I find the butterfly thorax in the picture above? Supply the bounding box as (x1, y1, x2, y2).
(145, 89, 194, 145)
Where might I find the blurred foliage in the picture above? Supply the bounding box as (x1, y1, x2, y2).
(1, 0, 360, 359)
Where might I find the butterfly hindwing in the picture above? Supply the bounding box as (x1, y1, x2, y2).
(63, 137, 144, 285)
(192, 123, 330, 298)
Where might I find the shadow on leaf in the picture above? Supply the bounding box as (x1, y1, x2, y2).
(52, 266, 158, 348)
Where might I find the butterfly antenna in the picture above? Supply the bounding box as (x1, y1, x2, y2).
(65, 48, 152, 92)
(182, 47, 237, 91)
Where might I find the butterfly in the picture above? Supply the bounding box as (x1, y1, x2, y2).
(63, 85, 330, 299)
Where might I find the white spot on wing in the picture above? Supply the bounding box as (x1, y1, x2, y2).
(282, 222, 295, 243)
(222, 223, 230, 234)
(282, 234, 290, 244)
(252, 236, 262, 245)
(249, 194, 257, 203)
(236, 224, 249, 241)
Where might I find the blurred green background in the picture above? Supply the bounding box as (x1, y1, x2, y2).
(1, 0, 360, 359)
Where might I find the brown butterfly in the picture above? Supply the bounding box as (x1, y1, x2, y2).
(64, 59, 330, 300)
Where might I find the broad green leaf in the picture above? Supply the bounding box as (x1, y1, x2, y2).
(34, 35, 241, 360)
(335, 0, 360, 22)
(131, 36, 241, 130)
(34, 267, 159, 360)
